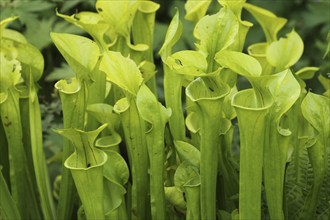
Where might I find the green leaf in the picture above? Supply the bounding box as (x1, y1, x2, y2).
(136, 84, 170, 220)
(0, 168, 21, 220)
(95, 0, 139, 42)
(0, 16, 19, 37)
(266, 30, 304, 71)
(56, 11, 109, 50)
(87, 103, 120, 133)
(166, 50, 208, 76)
(247, 42, 274, 75)
(50, 33, 100, 80)
(174, 141, 200, 168)
(184, 0, 211, 23)
(55, 124, 108, 168)
(55, 78, 82, 95)
(215, 50, 262, 77)
(194, 7, 239, 70)
(266, 69, 301, 126)
(318, 73, 330, 90)
(295, 67, 319, 80)
(0, 51, 21, 94)
(100, 51, 143, 96)
(64, 148, 107, 220)
(1, 29, 27, 44)
(103, 150, 129, 215)
(243, 2, 287, 42)
(231, 89, 273, 220)
(159, 9, 182, 61)
(174, 161, 201, 219)
(301, 93, 330, 136)
(300, 93, 330, 220)
(218, 0, 246, 17)
(14, 41, 44, 81)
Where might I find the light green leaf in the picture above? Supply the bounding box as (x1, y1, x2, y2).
(174, 161, 200, 191)
(301, 93, 330, 136)
(0, 52, 21, 94)
(137, 84, 171, 126)
(55, 124, 108, 168)
(295, 67, 319, 80)
(243, 3, 287, 42)
(0, 16, 19, 38)
(136, 84, 170, 220)
(266, 30, 304, 71)
(215, 50, 262, 77)
(100, 51, 143, 96)
(64, 148, 107, 220)
(103, 150, 129, 215)
(247, 42, 274, 75)
(166, 50, 208, 76)
(1, 29, 27, 44)
(56, 11, 109, 49)
(185, 112, 200, 134)
(194, 7, 238, 65)
(96, 0, 139, 41)
(231, 89, 273, 220)
(267, 69, 301, 124)
(0, 168, 21, 220)
(318, 73, 330, 90)
(184, 0, 211, 23)
(87, 103, 120, 132)
(50, 33, 100, 80)
(15, 41, 44, 81)
(174, 141, 200, 168)
(159, 10, 182, 61)
(95, 134, 121, 150)
(55, 78, 81, 95)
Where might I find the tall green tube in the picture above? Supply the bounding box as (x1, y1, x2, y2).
(232, 89, 273, 220)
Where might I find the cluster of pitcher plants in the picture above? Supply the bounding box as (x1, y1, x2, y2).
(0, 0, 329, 219)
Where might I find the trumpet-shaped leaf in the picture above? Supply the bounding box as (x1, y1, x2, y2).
(95, 0, 139, 41)
(243, 3, 287, 42)
(300, 93, 330, 220)
(247, 42, 274, 75)
(174, 161, 201, 220)
(55, 124, 107, 168)
(232, 89, 273, 220)
(103, 150, 129, 217)
(56, 11, 109, 50)
(194, 7, 238, 69)
(186, 78, 230, 219)
(266, 30, 304, 71)
(100, 51, 143, 96)
(184, 0, 211, 23)
(65, 148, 107, 220)
(137, 84, 171, 220)
(301, 93, 329, 139)
(218, 0, 246, 17)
